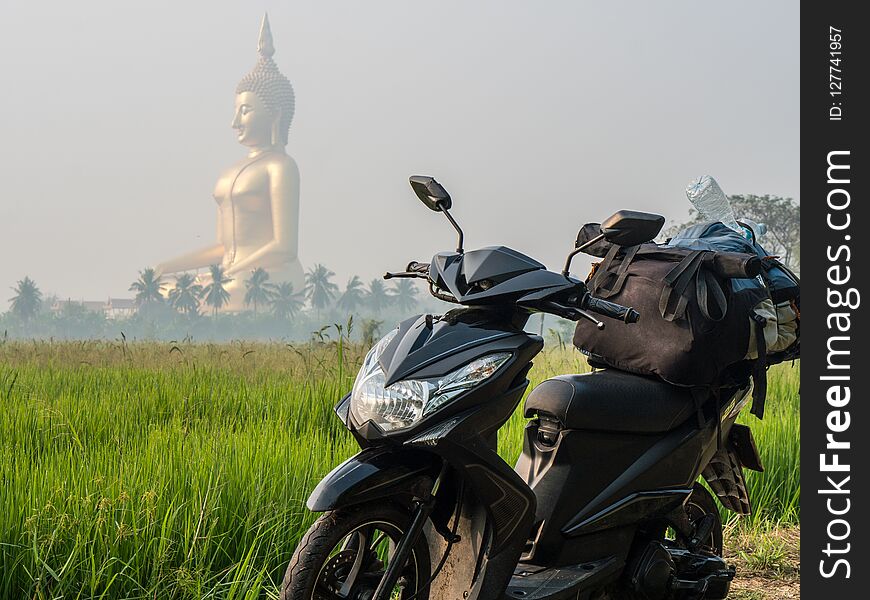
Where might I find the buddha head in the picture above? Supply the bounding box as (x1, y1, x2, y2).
(233, 14, 295, 149)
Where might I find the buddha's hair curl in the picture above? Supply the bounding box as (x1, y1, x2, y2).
(236, 16, 295, 146)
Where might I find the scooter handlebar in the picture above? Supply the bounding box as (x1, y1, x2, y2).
(583, 295, 640, 324)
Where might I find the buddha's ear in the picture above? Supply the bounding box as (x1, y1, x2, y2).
(270, 111, 285, 147)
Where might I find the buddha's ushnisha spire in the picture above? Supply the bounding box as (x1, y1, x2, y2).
(257, 13, 275, 58)
(236, 13, 295, 145)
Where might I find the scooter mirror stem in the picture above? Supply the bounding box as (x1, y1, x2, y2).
(440, 206, 465, 254)
(563, 233, 605, 277)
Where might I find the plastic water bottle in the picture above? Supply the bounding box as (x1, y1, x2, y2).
(685, 176, 743, 234)
(741, 219, 768, 241)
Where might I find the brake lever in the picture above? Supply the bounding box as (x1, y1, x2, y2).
(406, 261, 430, 274)
(576, 309, 605, 330)
(541, 301, 606, 330)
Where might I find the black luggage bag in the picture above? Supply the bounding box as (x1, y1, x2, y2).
(573, 243, 769, 414)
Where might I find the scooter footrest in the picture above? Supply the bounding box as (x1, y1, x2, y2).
(504, 556, 620, 600)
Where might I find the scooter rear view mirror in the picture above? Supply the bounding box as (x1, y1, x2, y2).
(410, 175, 452, 212)
(600, 210, 665, 247)
(409, 175, 463, 253)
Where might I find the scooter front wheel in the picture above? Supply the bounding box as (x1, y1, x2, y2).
(280, 503, 432, 600)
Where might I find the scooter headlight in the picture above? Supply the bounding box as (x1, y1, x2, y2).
(350, 331, 510, 432)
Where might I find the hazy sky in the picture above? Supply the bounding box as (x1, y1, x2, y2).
(0, 1, 799, 306)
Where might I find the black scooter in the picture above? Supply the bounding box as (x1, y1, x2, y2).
(280, 177, 763, 600)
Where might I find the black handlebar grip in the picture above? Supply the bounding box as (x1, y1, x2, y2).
(585, 296, 640, 323)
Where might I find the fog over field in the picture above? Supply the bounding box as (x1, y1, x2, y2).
(0, 1, 799, 306)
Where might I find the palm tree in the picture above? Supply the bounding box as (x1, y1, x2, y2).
(365, 279, 393, 314)
(168, 273, 202, 316)
(129, 268, 165, 307)
(202, 264, 233, 316)
(244, 267, 277, 314)
(305, 264, 339, 314)
(9, 276, 42, 321)
(271, 282, 305, 319)
(390, 279, 419, 313)
(337, 275, 366, 314)
(360, 318, 384, 346)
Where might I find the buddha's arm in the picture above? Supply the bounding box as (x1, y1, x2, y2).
(155, 243, 225, 276)
(225, 158, 299, 277)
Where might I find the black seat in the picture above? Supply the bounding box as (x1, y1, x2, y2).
(524, 370, 696, 434)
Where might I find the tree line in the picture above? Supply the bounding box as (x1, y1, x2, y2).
(4, 263, 430, 342)
(8, 264, 423, 322)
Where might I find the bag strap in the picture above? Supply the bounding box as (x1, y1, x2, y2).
(590, 244, 640, 298)
(750, 313, 768, 419)
(605, 244, 639, 298)
(696, 269, 729, 321)
(659, 251, 704, 321)
(588, 244, 620, 293)
(659, 250, 729, 322)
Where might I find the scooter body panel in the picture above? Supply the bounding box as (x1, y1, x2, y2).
(516, 387, 747, 569)
(316, 380, 543, 600)
(306, 446, 442, 512)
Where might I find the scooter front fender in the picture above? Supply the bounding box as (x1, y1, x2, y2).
(306, 446, 442, 512)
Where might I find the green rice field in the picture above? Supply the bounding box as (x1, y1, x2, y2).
(1, 340, 800, 599)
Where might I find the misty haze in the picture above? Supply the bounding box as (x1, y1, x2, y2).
(1, 1, 798, 338)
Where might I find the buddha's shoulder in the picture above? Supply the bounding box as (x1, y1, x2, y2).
(263, 152, 299, 174)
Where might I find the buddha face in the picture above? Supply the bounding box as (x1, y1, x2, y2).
(232, 91, 277, 148)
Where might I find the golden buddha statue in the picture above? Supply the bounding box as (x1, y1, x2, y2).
(156, 14, 303, 311)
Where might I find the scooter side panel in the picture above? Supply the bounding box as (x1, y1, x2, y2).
(562, 488, 693, 536)
(516, 418, 716, 566)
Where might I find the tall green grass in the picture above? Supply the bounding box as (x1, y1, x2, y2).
(1, 341, 799, 598)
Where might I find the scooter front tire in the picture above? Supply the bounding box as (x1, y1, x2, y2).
(280, 503, 432, 600)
